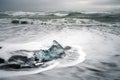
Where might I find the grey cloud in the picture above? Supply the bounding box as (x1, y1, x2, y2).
(91, 0, 120, 5)
(0, 0, 120, 12)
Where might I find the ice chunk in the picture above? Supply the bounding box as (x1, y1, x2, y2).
(34, 40, 65, 62)
(48, 40, 65, 58)
(0, 40, 66, 69)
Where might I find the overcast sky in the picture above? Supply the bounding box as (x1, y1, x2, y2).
(0, 0, 120, 12)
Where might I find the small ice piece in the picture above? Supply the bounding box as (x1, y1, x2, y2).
(48, 40, 65, 58)
(34, 40, 65, 62)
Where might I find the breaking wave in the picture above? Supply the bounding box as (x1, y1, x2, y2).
(0, 11, 120, 23)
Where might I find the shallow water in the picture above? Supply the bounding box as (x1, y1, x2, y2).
(0, 11, 120, 80)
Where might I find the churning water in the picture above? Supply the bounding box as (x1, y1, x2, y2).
(0, 11, 120, 80)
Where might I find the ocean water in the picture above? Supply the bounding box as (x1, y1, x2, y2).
(0, 11, 120, 80)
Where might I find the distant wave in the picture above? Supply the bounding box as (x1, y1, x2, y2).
(0, 11, 87, 18)
(0, 11, 120, 23)
(0, 11, 69, 19)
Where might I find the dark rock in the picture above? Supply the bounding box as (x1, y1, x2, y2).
(0, 63, 21, 69)
(8, 55, 28, 63)
(11, 20, 19, 24)
(64, 46, 72, 50)
(41, 23, 47, 25)
(0, 46, 2, 49)
(0, 58, 5, 64)
(20, 21, 28, 24)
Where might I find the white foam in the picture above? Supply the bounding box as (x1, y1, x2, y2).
(53, 13, 68, 17)
(6, 11, 47, 17)
(56, 45, 86, 68)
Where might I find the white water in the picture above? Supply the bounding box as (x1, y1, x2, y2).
(0, 28, 87, 78)
(0, 16, 120, 80)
